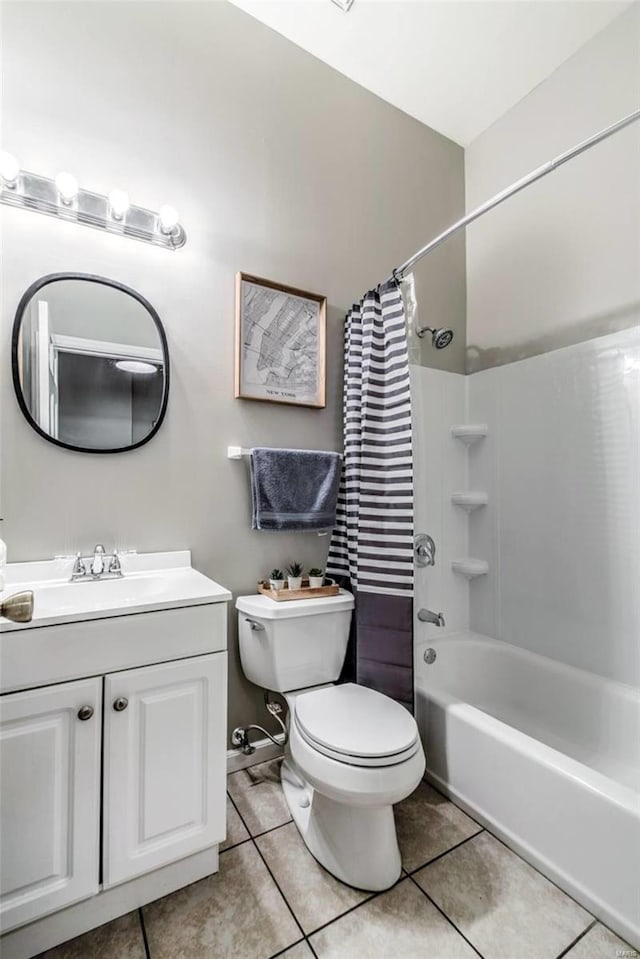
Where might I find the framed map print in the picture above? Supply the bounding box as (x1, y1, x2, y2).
(234, 272, 326, 408)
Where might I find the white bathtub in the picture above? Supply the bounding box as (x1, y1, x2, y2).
(415, 631, 640, 948)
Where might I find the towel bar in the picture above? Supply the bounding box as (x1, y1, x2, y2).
(227, 445, 343, 460)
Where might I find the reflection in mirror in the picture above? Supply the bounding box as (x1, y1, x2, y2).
(12, 274, 169, 452)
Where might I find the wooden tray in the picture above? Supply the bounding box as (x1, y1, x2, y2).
(258, 578, 339, 602)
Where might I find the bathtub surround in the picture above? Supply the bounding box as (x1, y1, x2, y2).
(465, 4, 640, 372)
(411, 365, 469, 643)
(412, 326, 639, 683)
(0, 0, 465, 740)
(327, 282, 414, 709)
(468, 327, 640, 686)
(411, 326, 640, 946)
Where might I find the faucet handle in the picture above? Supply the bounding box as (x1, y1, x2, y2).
(71, 553, 86, 578)
(90, 544, 106, 577)
(108, 552, 122, 575)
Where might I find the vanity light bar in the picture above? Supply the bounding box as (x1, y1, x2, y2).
(0, 155, 186, 251)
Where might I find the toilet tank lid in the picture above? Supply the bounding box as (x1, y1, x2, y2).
(236, 589, 354, 619)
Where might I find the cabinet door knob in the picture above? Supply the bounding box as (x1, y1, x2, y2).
(77, 705, 94, 721)
(113, 696, 129, 712)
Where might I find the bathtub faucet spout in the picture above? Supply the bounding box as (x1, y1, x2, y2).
(418, 608, 445, 627)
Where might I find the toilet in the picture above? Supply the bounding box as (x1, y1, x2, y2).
(236, 589, 425, 890)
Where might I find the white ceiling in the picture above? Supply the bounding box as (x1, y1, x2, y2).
(228, 0, 631, 145)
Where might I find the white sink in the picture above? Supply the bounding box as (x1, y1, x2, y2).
(0, 550, 231, 631)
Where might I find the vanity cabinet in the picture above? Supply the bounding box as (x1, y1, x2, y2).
(103, 654, 226, 886)
(0, 679, 102, 931)
(0, 652, 227, 934)
(0, 551, 230, 959)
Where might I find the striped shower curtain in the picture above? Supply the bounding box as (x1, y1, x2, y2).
(327, 280, 414, 711)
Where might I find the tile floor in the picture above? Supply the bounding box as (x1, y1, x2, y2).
(38, 759, 636, 959)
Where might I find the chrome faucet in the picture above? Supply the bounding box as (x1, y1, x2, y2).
(417, 608, 445, 627)
(70, 545, 123, 582)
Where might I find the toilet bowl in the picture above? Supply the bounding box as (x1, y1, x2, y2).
(236, 591, 425, 890)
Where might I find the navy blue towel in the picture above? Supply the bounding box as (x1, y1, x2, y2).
(250, 447, 342, 532)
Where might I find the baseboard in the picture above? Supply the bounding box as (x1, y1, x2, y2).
(227, 733, 285, 774)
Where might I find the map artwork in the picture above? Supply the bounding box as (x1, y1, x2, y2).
(235, 275, 326, 408)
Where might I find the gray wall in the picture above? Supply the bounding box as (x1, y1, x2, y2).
(465, 3, 640, 373)
(0, 1, 465, 740)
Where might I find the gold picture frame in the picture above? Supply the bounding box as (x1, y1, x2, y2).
(234, 272, 326, 409)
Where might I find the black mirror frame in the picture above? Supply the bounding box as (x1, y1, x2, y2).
(11, 272, 170, 455)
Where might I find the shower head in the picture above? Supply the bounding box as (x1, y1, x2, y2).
(415, 325, 454, 349)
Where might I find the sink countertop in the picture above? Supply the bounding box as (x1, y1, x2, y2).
(0, 550, 232, 632)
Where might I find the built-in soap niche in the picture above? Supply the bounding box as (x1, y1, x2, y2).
(450, 423, 489, 577)
(451, 558, 489, 579)
(450, 423, 488, 445)
(451, 491, 488, 512)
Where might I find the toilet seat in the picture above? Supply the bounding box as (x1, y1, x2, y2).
(293, 683, 420, 768)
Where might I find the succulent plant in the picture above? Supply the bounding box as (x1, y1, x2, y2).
(308, 568, 323, 577)
(287, 561, 303, 577)
(270, 569, 284, 580)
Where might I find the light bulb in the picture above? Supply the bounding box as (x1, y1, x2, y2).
(0, 152, 20, 188)
(159, 204, 179, 234)
(115, 360, 158, 375)
(55, 171, 79, 205)
(108, 188, 130, 220)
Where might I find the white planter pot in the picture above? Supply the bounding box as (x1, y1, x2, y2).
(270, 579, 285, 591)
(308, 576, 324, 588)
(287, 577, 302, 590)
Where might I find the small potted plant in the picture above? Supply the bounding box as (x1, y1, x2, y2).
(308, 567, 324, 588)
(269, 569, 285, 591)
(286, 561, 303, 590)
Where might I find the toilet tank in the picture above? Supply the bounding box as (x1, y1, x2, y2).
(236, 590, 354, 693)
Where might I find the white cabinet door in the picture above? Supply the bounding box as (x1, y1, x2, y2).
(0, 678, 101, 932)
(103, 653, 227, 887)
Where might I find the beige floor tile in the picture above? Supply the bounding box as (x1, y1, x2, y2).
(395, 780, 482, 871)
(227, 758, 292, 836)
(256, 821, 371, 933)
(564, 922, 637, 959)
(37, 912, 145, 959)
(279, 942, 316, 959)
(220, 795, 250, 851)
(415, 831, 592, 959)
(310, 877, 478, 959)
(143, 840, 300, 959)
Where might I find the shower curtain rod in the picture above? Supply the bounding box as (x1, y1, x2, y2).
(388, 108, 640, 286)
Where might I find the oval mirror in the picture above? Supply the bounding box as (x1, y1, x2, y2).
(11, 273, 169, 453)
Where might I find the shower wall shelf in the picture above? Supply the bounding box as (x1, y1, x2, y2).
(451, 491, 488, 512)
(451, 424, 488, 445)
(451, 558, 489, 580)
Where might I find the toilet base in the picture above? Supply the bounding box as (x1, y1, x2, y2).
(281, 758, 402, 891)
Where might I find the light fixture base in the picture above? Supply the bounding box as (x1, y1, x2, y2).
(1, 170, 186, 251)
